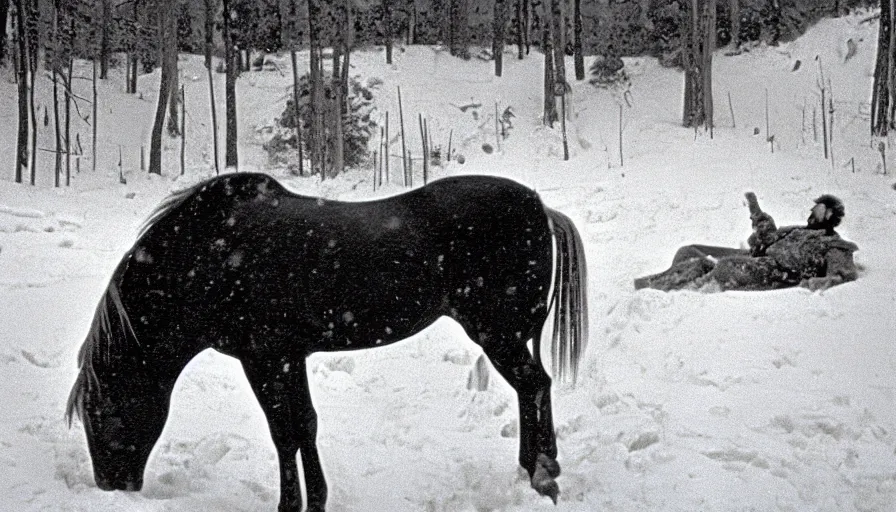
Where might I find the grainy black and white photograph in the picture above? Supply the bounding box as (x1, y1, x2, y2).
(0, 0, 894, 510)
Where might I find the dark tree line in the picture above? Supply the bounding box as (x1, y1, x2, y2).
(8, 0, 238, 182)
(11, 0, 96, 185)
(6, 0, 884, 184)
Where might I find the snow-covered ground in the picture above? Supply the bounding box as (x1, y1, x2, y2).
(1, 10, 895, 512)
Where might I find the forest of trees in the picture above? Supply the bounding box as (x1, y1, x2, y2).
(1, 0, 881, 184)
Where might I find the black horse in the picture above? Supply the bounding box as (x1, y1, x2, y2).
(66, 173, 588, 511)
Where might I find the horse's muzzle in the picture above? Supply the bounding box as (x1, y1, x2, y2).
(95, 477, 142, 492)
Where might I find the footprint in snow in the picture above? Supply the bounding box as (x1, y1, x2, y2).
(0, 206, 82, 235)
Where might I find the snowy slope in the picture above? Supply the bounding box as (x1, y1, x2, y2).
(1, 10, 894, 512)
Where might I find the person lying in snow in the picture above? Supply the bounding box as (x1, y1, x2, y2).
(634, 193, 859, 292)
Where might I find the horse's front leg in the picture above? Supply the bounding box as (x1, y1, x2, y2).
(243, 358, 327, 512)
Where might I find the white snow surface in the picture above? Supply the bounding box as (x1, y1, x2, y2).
(1, 11, 895, 512)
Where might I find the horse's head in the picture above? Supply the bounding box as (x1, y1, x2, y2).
(66, 284, 173, 492)
(68, 355, 173, 491)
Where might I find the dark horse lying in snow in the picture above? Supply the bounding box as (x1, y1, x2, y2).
(66, 173, 589, 511)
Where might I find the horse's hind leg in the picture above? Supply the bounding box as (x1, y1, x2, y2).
(481, 339, 561, 503)
(242, 358, 327, 512)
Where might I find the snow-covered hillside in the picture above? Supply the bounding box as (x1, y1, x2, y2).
(1, 10, 894, 512)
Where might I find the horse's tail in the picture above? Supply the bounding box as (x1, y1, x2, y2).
(544, 207, 589, 385)
(65, 272, 138, 426)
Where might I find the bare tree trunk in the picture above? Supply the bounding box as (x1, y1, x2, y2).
(207, 62, 220, 174)
(167, 5, 181, 138)
(149, 4, 174, 175)
(223, 0, 238, 169)
(334, 0, 352, 176)
(180, 86, 186, 174)
(100, 0, 110, 79)
(450, 0, 470, 59)
(383, 0, 393, 64)
(53, 70, 62, 186)
(543, 23, 557, 126)
(682, 0, 715, 129)
(65, 48, 73, 185)
(494, 0, 507, 76)
(204, 0, 215, 70)
(92, 59, 98, 170)
(876, 0, 896, 135)
(703, 0, 716, 133)
(515, 0, 524, 59)
(888, 0, 896, 130)
(548, 0, 566, 125)
(871, 0, 892, 136)
(126, 53, 132, 93)
(205, 0, 220, 173)
(522, 0, 530, 55)
(332, 68, 344, 176)
(449, 0, 456, 55)
(52, 1, 62, 187)
(0, 1, 9, 64)
(343, 4, 353, 97)
(308, 0, 325, 176)
(332, 8, 345, 178)
(127, 53, 139, 94)
(27, 0, 38, 74)
(14, 0, 29, 183)
(126, 2, 138, 94)
(573, 0, 584, 80)
(27, 0, 36, 184)
(407, 0, 416, 44)
(550, 0, 566, 93)
(290, 50, 304, 176)
(729, 0, 740, 48)
(683, 0, 699, 126)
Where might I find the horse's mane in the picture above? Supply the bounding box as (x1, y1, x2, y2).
(66, 279, 138, 425)
(137, 180, 206, 239)
(66, 268, 141, 425)
(68, 179, 210, 425)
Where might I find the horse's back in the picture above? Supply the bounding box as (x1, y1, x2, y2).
(119, 173, 554, 354)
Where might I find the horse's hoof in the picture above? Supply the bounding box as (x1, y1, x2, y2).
(277, 499, 307, 512)
(536, 453, 561, 478)
(531, 461, 560, 504)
